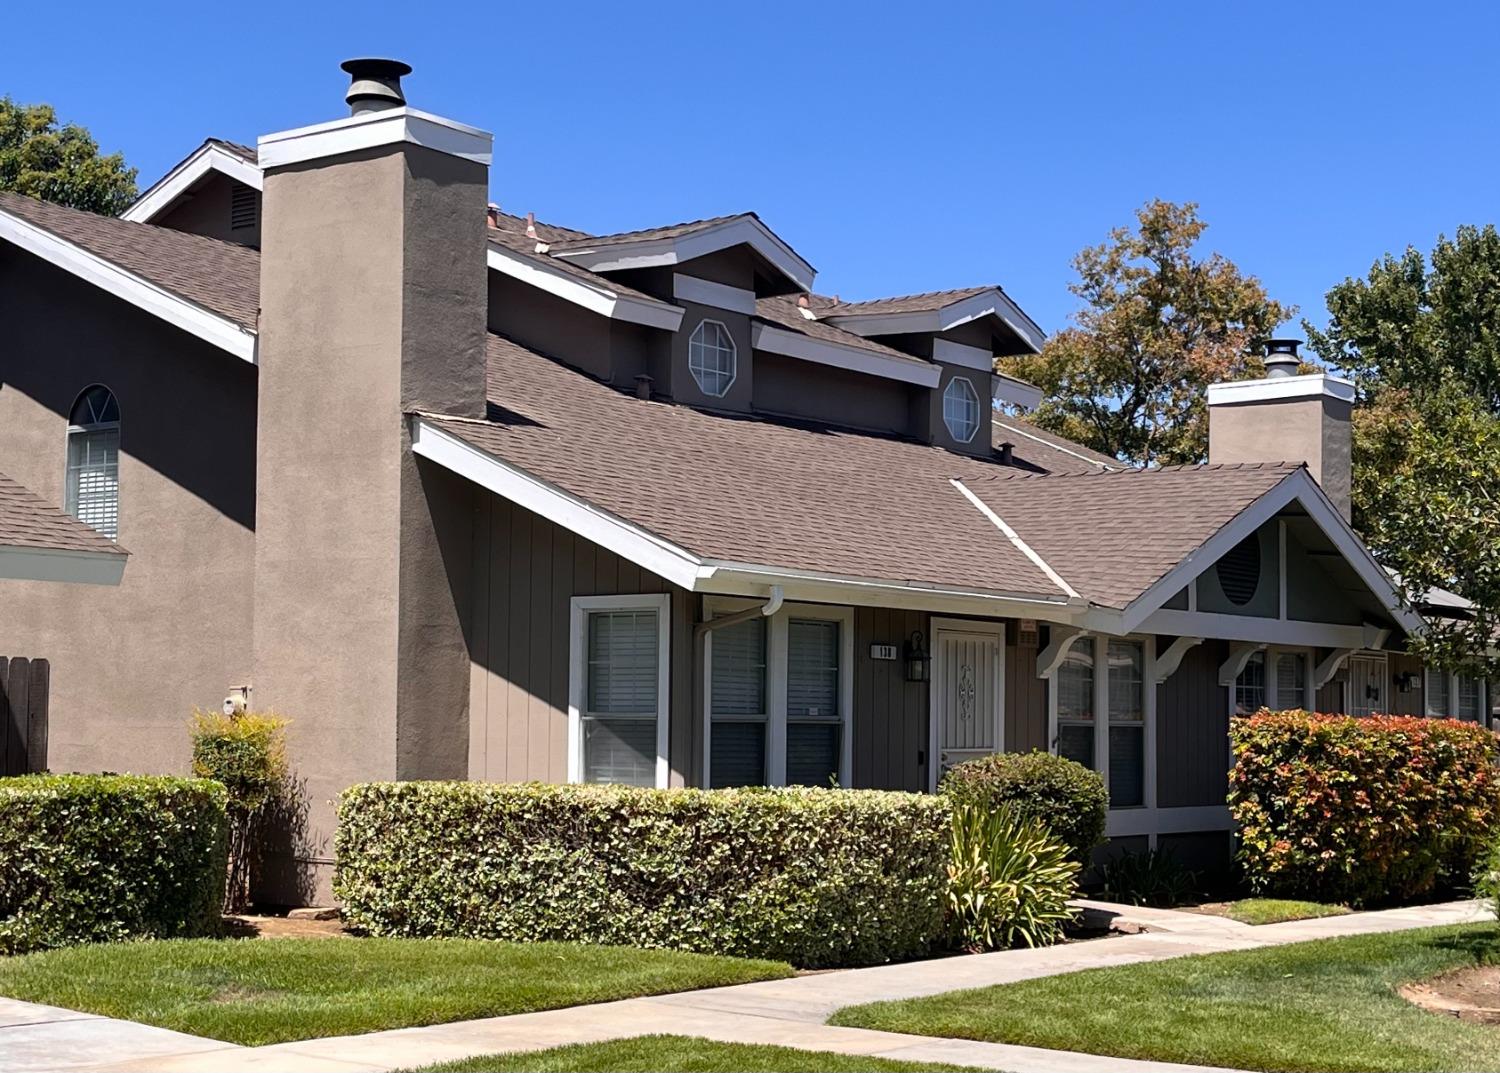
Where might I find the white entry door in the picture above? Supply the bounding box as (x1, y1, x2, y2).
(929, 619, 1005, 789)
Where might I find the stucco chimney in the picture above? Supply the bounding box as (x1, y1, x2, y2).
(1207, 339, 1355, 519)
(250, 61, 493, 900)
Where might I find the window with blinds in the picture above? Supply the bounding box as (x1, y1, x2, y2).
(1234, 651, 1266, 715)
(786, 618, 840, 786)
(1275, 652, 1307, 710)
(709, 616, 767, 787)
(1426, 671, 1451, 718)
(1457, 675, 1483, 722)
(1106, 640, 1144, 807)
(65, 385, 120, 540)
(1056, 645, 1094, 770)
(582, 608, 659, 785)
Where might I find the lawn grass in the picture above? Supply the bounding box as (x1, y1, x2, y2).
(0, 939, 791, 1046)
(831, 924, 1500, 1073)
(1224, 898, 1352, 925)
(404, 1035, 981, 1072)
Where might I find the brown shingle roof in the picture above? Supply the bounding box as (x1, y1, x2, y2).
(207, 139, 258, 163)
(0, 470, 125, 557)
(754, 296, 929, 366)
(549, 213, 750, 250)
(822, 287, 997, 316)
(429, 336, 1300, 609)
(487, 209, 593, 244)
(0, 191, 260, 330)
(487, 229, 670, 308)
(993, 415, 1120, 476)
(961, 463, 1300, 608)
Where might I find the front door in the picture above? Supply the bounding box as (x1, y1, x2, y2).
(1348, 653, 1388, 716)
(929, 619, 1005, 789)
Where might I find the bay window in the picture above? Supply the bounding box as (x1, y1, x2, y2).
(1052, 635, 1151, 810)
(569, 594, 670, 788)
(704, 600, 853, 788)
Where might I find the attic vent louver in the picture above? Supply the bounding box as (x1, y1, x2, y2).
(1216, 533, 1261, 606)
(230, 183, 258, 231)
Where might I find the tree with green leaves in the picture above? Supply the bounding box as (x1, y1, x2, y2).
(0, 97, 136, 215)
(1001, 199, 1293, 466)
(1306, 225, 1500, 674)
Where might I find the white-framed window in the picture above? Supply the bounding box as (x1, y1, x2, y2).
(568, 593, 671, 788)
(688, 319, 736, 397)
(1458, 674, 1485, 722)
(703, 598, 854, 788)
(1233, 648, 1311, 715)
(942, 376, 980, 442)
(65, 384, 120, 540)
(1425, 668, 1452, 718)
(1424, 668, 1486, 722)
(1051, 634, 1154, 810)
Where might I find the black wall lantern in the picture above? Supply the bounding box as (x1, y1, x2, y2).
(904, 630, 931, 682)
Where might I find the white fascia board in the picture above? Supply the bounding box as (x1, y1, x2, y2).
(486, 246, 683, 331)
(123, 144, 263, 223)
(556, 216, 817, 292)
(1117, 468, 1423, 636)
(258, 107, 493, 168)
(1207, 373, 1356, 406)
(828, 290, 1046, 354)
(0, 209, 258, 363)
(1137, 608, 1384, 649)
(672, 273, 757, 315)
(411, 418, 708, 590)
(751, 322, 941, 387)
(0, 545, 126, 585)
(932, 337, 993, 372)
(991, 373, 1043, 412)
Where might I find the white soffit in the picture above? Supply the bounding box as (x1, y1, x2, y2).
(828, 288, 1046, 353)
(123, 143, 263, 223)
(487, 246, 683, 331)
(0, 210, 258, 363)
(1207, 373, 1356, 406)
(258, 107, 493, 168)
(0, 546, 126, 585)
(932, 337, 993, 371)
(751, 322, 941, 387)
(672, 273, 757, 315)
(555, 215, 816, 292)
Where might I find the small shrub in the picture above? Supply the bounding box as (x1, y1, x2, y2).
(940, 750, 1108, 862)
(1476, 828, 1500, 926)
(947, 801, 1078, 949)
(191, 709, 288, 912)
(1097, 848, 1198, 907)
(1230, 711, 1500, 905)
(336, 782, 950, 968)
(0, 774, 226, 954)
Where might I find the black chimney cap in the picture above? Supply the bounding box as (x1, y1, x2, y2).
(1263, 338, 1303, 379)
(341, 58, 412, 115)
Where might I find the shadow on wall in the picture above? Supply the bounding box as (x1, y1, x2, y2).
(255, 771, 320, 908)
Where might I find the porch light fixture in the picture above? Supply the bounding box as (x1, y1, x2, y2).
(904, 631, 931, 683)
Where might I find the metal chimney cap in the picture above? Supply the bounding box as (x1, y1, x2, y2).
(341, 58, 412, 115)
(1263, 338, 1303, 379)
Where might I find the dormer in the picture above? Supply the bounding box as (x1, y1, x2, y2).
(122, 140, 263, 247)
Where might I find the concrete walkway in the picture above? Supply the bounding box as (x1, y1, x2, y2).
(5, 899, 1487, 1073)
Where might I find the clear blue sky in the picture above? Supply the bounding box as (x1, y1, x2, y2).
(5, 0, 1495, 337)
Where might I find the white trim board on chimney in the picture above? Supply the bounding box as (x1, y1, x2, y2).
(258, 107, 493, 169)
(1207, 373, 1355, 406)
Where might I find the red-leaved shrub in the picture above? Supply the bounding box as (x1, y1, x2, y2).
(1229, 711, 1500, 905)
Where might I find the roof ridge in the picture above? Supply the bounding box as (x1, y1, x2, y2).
(550, 211, 753, 248)
(965, 460, 1304, 483)
(828, 285, 995, 310)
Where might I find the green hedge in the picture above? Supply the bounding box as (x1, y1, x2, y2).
(939, 750, 1108, 862)
(1229, 711, 1500, 905)
(335, 782, 950, 968)
(0, 774, 227, 954)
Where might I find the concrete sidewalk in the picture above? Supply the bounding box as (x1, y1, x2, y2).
(7, 898, 1487, 1073)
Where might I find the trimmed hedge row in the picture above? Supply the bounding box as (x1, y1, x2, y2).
(1229, 711, 1500, 905)
(0, 774, 227, 954)
(939, 750, 1108, 862)
(335, 782, 950, 967)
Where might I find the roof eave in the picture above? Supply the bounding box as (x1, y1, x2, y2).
(0, 544, 127, 585)
(122, 141, 264, 224)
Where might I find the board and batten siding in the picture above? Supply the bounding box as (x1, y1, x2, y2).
(467, 495, 697, 785)
(851, 607, 927, 791)
(1154, 638, 1232, 809)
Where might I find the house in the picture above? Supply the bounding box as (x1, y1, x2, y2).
(0, 60, 1466, 900)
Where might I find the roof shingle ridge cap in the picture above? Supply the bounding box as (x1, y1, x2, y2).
(828, 285, 997, 310)
(962, 460, 1304, 484)
(550, 211, 753, 248)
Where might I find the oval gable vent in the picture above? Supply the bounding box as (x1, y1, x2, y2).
(1216, 534, 1261, 606)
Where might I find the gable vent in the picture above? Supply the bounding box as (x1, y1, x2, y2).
(230, 183, 258, 231)
(1216, 534, 1261, 606)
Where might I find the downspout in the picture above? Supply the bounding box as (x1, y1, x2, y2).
(694, 586, 783, 783)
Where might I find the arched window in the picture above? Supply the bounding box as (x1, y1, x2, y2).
(65, 385, 120, 539)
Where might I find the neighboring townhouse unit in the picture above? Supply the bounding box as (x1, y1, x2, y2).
(0, 60, 1460, 900)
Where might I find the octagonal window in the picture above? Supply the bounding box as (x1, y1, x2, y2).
(689, 320, 736, 397)
(943, 376, 980, 443)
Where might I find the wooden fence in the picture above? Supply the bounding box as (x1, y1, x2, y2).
(0, 657, 49, 776)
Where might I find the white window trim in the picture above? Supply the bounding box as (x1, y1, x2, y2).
(1427, 667, 1487, 722)
(1226, 645, 1317, 717)
(702, 596, 854, 788)
(942, 376, 981, 443)
(568, 593, 672, 788)
(1047, 633, 1157, 815)
(688, 319, 737, 398)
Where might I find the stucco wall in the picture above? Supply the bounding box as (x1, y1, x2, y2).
(152, 172, 262, 247)
(0, 250, 256, 775)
